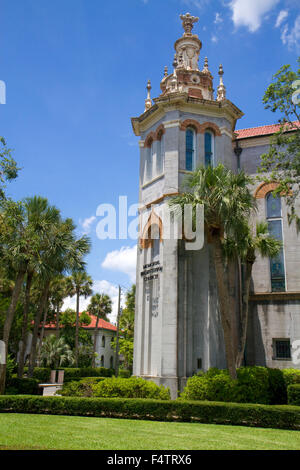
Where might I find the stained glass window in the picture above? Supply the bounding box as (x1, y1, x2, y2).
(186, 128, 195, 171)
(266, 194, 285, 292)
(267, 193, 281, 218)
(205, 132, 213, 167)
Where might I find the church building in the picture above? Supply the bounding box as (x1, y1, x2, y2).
(131, 13, 300, 398)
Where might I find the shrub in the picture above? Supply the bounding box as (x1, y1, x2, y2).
(60, 377, 105, 397)
(118, 370, 131, 378)
(288, 384, 300, 406)
(282, 369, 300, 387)
(5, 378, 39, 395)
(181, 367, 287, 405)
(91, 377, 170, 400)
(267, 368, 287, 405)
(23, 367, 51, 383)
(0, 395, 300, 430)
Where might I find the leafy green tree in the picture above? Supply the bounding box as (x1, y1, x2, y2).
(66, 272, 93, 367)
(259, 58, 300, 229)
(116, 285, 135, 372)
(224, 221, 282, 368)
(0, 137, 19, 199)
(87, 293, 112, 367)
(170, 165, 254, 379)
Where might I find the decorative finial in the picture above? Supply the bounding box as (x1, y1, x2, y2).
(203, 57, 209, 73)
(217, 64, 226, 101)
(180, 12, 199, 35)
(144, 79, 152, 112)
(164, 66, 168, 77)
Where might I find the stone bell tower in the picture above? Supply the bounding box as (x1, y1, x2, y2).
(131, 13, 244, 398)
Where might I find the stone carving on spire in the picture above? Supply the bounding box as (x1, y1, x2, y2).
(144, 79, 152, 112)
(217, 64, 226, 101)
(180, 12, 199, 35)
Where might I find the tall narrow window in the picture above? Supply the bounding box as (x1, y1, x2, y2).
(145, 141, 153, 182)
(156, 133, 164, 175)
(266, 193, 285, 292)
(150, 224, 160, 261)
(186, 128, 195, 171)
(204, 131, 213, 167)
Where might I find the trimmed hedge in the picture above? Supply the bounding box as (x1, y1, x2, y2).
(118, 370, 131, 378)
(288, 384, 300, 406)
(0, 395, 300, 430)
(62, 368, 114, 380)
(23, 368, 51, 383)
(282, 369, 300, 387)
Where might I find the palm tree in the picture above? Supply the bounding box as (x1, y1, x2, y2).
(170, 164, 255, 379)
(39, 334, 74, 369)
(27, 217, 91, 377)
(87, 293, 112, 367)
(0, 196, 61, 392)
(66, 271, 93, 367)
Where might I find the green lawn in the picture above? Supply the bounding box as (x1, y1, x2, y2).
(0, 413, 299, 450)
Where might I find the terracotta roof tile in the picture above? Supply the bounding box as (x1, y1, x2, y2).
(43, 313, 117, 332)
(235, 121, 299, 139)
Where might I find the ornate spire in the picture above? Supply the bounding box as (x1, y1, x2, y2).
(202, 57, 209, 74)
(180, 12, 199, 35)
(144, 79, 152, 112)
(217, 64, 226, 101)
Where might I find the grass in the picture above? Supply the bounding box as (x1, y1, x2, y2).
(0, 413, 300, 450)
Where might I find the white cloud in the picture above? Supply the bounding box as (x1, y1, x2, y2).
(275, 10, 289, 28)
(101, 245, 137, 283)
(211, 34, 219, 43)
(79, 215, 96, 234)
(281, 15, 300, 51)
(229, 0, 279, 32)
(214, 12, 223, 24)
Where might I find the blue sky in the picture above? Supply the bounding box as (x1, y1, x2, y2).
(1, 0, 300, 320)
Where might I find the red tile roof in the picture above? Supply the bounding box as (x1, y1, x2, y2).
(235, 121, 299, 139)
(43, 313, 117, 332)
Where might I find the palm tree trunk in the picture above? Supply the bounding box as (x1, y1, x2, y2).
(0, 267, 27, 394)
(236, 259, 253, 368)
(28, 281, 50, 377)
(56, 304, 60, 338)
(75, 289, 80, 367)
(212, 235, 237, 380)
(37, 301, 49, 365)
(18, 270, 34, 378)
(92, 315, 100, 368)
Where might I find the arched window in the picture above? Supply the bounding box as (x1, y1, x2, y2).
(100, 355, 104, 367)
(102, 335, 105, 348)
(145, 140, 154, 182)
(266, 193, 285, 292)
(186, 128, 195, 171)
(204, 131, 214, 167)
(156, 133, 164, 176)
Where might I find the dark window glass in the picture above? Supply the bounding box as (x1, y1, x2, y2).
(186, 129, 194, 171)
(274, 339, 291, 359)
(205, 132, 212, 167)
